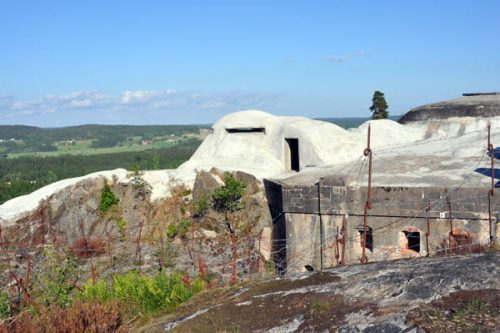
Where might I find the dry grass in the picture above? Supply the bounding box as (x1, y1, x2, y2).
(0, 301, 125, 333)
(70, 238, 107, 259)
(407, 289, 500, 332)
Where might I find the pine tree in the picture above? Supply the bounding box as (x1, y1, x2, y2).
(370, 90, 389, 119)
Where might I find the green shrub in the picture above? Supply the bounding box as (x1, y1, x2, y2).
(166, 219, 191, 239)
(180, 189, 192, 197)
(32, 246, 80, 308)
(132, 176, 152, 199)
(79, 271, 204, 315)
(0, 292, 11, 319)
(193, 194, 210, 217)
(116, 218, 127, 240)
(166, 224, 178, 238)
(179, 219, 191, 236)
(99, 183, 119, 213)
(212, 174, 246, 212)
(78, 279, 112, 303)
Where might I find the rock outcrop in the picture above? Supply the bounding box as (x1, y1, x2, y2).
(139, 252, 499, 333)
(399, 92, 500, 123)
(0, 169, 273, 287)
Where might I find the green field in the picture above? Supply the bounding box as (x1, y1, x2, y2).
(0, 124, 203, 158)
(6, 135, 198, 158)
(0, 139, 201, 204)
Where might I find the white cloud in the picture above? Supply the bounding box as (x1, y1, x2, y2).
(10, 91, 112, 112)
(323, 51, 366, 63)
(0, 89, 284, 124)
(121, 89, 177, 105)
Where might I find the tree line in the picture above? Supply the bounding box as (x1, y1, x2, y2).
(0, 139, 200, 204)
(0, 124, 205, 153)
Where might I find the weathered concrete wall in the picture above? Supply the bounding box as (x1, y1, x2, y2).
(264, 179, 499, 273)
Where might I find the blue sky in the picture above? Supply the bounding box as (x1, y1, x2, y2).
(1, 0, 499, 126)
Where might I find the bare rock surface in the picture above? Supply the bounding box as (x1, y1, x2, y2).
(399, 93, 500, 123)
(139, 253, 499, 333)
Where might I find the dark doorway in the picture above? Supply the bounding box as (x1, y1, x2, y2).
(404, 231, 420, 253)
(285, 138, 300, 172)
(355, 225, 373, 252)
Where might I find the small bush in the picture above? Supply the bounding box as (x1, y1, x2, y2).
(193, 194, 210, 217)
(166, 219, 191, 239)
(100, 183, 119, 213)
(179, 219, 191, 237)
(180, 189, 192, 197)
(1, 301, 124, 333)
(31, 246, 80, 308)
(79, 279, 113, 303)
(70, 238, 106, 259)
(212, 174, 246, 212)
(132, 176, 152, 199)
(166, 224, 178, 238)
(116, 218, 127, 241)
(78, 271, 204, 315)
(0, 292, 11, 319)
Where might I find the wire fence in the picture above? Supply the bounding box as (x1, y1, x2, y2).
(0, 121, 498, 309)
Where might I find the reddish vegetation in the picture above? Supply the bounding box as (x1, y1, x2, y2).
(70, 238, 106, 259)
(0, 301, 125, 333)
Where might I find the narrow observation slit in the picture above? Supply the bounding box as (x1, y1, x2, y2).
(225, 127, 265, 133)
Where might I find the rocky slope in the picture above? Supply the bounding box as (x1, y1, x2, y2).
(139, 252, 499, 333)
(399, 93, 500, 123)
(0, 168, 273, 288)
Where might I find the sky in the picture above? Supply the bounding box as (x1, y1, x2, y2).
(0, 0, 499, 127)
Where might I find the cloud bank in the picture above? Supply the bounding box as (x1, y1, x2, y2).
(0, 89, 284, 126)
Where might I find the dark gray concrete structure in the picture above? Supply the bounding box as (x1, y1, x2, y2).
(265, 176, 499, 273)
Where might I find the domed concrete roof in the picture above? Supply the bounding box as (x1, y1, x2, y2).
(399, 92, 500, 123)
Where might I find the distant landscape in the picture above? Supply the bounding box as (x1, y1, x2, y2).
(0, 116, 401, 204)
(0, 124, 205, 203)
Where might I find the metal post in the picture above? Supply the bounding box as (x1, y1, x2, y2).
(361, 124, 372, 264)
(487, 124, 496, 246)
(446, 188, 453, 253)
(335, 226, 340, 266)
(317, 179, 323, 270)
(340, 216, 346, 266)
(425, 202, 431, 257)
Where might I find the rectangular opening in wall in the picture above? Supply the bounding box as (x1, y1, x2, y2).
(225, 127, 265, 134)
(285, 138, 300, 172)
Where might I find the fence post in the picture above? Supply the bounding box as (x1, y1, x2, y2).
(446, 188, 453, 253)
(425, 202, 431, 257)
(487, 124, 496, 246)
(361, 124, 373, 264)
(134, 218, 144, 267)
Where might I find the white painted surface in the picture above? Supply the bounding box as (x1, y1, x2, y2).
(1, 110, 500, 226)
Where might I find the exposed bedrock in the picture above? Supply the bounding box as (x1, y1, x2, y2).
(143, 252, 499, 333)
(399, 92, 500, 123)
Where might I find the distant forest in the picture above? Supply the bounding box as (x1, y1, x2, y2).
(0, 139, 200, 204)
(0, 124, 204, 153)
(0, 117, 403, 204)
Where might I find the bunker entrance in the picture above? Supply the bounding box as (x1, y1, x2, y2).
(285, 138, 300, 172)
(404, 230, 420, 253)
